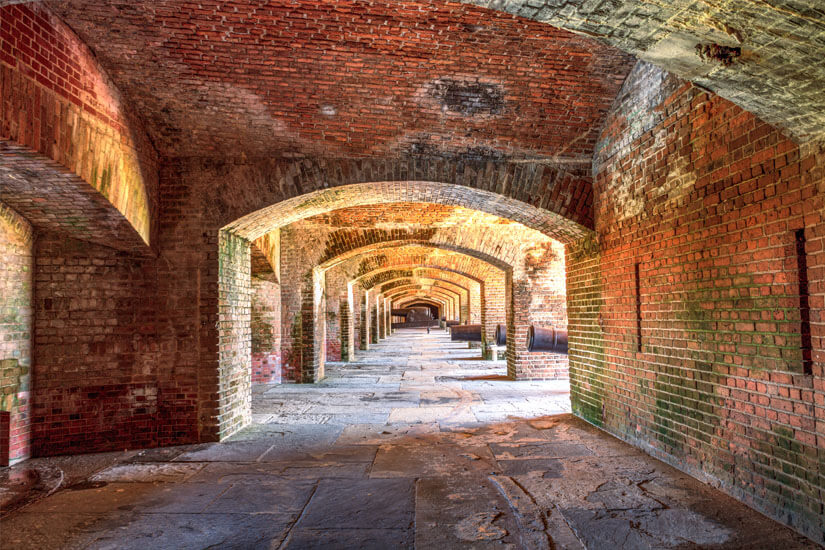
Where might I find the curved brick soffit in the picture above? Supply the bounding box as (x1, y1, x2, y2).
(359, 268, 479, 292)
(35, 0, 633, 160)
(387, 287, 459, 307)
(395, 296, 446, 309)
(25, 0, 822, 146)
(382, 286, 462, 314)
(313, 223, 536, 273)
(350, 251, 503, 282)
(0, 142, 150, 254)
(358, 272, 475, 308)
(382, 282, 462, 299)
(393, 292, 451, 309)
(379, 278, 469, 299)
(223, 179, 593, 245)
(460, 0, 825, 143)
(379, 282, 467, 310)
(317, 240, 512, 273)
(0, 4, 156, 251)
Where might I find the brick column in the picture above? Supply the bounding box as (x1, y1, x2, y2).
(506, 241, 568, 380)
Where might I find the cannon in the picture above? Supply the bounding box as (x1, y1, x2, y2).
(445, 320, 460, 328)
(450, 324, 482, 342)
(527, 325, 568, 354)
(495, 324, 506, 346)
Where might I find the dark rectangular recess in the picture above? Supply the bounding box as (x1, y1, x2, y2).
(795, 229, 813, 375)
(635, 262, 642, 352)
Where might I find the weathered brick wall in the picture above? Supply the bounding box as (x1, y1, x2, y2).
(566, 60, 825, 543)
(325, 269, 348, 362)
(279, 226, 326, 382)
(340, 283, 355, 361)
(566, 236, 607, 426)
(250, 231, 281, 383)
(507, 240, 569, 379)
(0, 4, 157, 247)
(217, 233, 252, 437)
(32, 233, 158, 456)
(0, 202, 33, 465)
(251, 276, 281, 384)
(352, 284, 364, 352)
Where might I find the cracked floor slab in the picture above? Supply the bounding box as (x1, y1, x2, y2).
(0, 329, 819, 549)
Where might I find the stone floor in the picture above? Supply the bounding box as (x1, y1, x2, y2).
(0, 329, 819, 549)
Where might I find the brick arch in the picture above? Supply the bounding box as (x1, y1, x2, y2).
(348, 248, 504, 284)
(393, 293, 453, 317)
(395, 296, 445, 309)
(1, 4, 157, 248)
(364, 270, 478, 321)
(395, 296, 447, 314)
(337, 243, 504, 329)
(390, 288, 456, 311)
(359, 268, 479, 292)
(386, 287, 459, 321)
(224, 178, 592, 244)
(380, 279, 468, 301)
(1, 143, 152, 254)
(383, 285, 460, 305)
(318, 240, 511, 273)
(395, 295, 448, 318)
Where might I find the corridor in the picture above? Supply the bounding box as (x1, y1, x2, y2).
(0, 329, 816, 549)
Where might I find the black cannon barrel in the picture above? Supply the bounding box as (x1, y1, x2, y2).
(445, 320, 460, 328)
(450, 324, 482, 342)
(527, 325, 568, 354)
(495, 324, 506, 346)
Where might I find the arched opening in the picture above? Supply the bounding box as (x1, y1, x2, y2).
(219, 190, 574, 439)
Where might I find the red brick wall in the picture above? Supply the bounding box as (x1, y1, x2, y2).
(32, 233, 158, 456)
(567, 61, 825, 544)
(0, 202, 33, 465)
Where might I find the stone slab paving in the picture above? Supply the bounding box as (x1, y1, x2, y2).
(0, 328, 820, 549)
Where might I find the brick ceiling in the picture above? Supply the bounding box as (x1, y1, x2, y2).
(43, 0, 635, 160)
(464, 0, 825, 143)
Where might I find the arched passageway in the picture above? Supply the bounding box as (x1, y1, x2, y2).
(3, 1, 825, 546)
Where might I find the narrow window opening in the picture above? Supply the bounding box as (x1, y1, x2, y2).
(635, 262, 642, 352)
(795, 229, 813, 375)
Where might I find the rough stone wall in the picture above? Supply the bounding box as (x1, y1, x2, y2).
(0, 4, 157, 247)
(0, 202, 33, 465)
(32, 233, 158, 456)
(567, 61, 825, 543)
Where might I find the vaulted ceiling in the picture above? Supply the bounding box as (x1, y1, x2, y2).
(42, 0, 635, 159)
